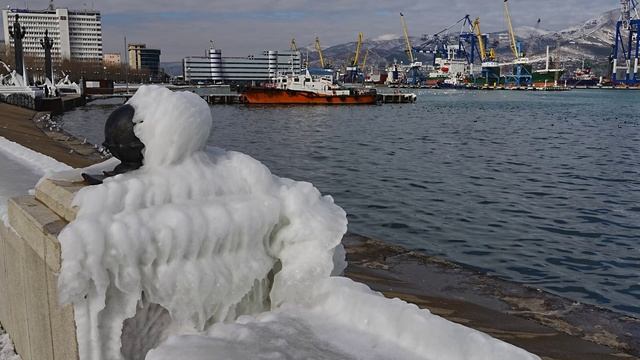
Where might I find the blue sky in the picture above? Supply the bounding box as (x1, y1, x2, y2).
(1, 0, 622, 61)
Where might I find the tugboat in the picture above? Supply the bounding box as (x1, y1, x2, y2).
(242, 69, 377, 105)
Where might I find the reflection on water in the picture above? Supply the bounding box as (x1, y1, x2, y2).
(60, 89, 640, 316)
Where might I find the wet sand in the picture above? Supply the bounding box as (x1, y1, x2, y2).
(0, 102, 638, 359)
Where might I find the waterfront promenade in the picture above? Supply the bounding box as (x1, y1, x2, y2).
(0, 102, 637, 359)
(0, 103, 102, 168)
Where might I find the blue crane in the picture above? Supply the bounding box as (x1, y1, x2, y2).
(611, 0, 640, 85)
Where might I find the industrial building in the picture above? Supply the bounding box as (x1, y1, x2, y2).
(1, 5, 103, 61)
(183, 46, 301, 83)
(128, 43, 161, 75)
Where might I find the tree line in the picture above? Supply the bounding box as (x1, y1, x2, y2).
(1, 46, 167, 84)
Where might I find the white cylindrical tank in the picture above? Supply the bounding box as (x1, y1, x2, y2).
(208, 48, 223, 81)
(267, 50, 278, 79)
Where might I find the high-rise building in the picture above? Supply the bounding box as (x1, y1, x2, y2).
(183, 47, 301, 83)
(128, 43, 161, 75)
(2, 6, 103, 61)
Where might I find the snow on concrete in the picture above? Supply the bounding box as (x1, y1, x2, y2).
(0, 151, 41, 224)
(55, 85, 539, 360)
(0, 137, 68, 224)
(0, 136, 71, 175)
(0, 326, 20, 360)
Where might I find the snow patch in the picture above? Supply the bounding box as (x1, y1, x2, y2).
(373, 33, 401, 42)
(0, 326, 21, 360)
(0, 136, 71, 175)
(56, 85, 539, 360)
(0, 137, 69, 224)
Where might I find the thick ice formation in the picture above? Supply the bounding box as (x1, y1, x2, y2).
(56, 86, 539, 360)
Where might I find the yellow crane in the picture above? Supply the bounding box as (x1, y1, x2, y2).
(400, 12, 415, 63)
(351, 32, 364, 67)
(472, 18, 487, 61)
(290, 38, 298, 52)
(472, 17, 496, 61)
(361, 48, 370, 70)
(503, 0, 520, 59)
(314, 36, 326, 68)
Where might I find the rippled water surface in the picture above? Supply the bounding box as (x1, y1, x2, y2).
(60, 89, 640, 316)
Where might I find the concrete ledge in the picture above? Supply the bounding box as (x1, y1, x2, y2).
(8, 196, 66, 272)
(34, 178, 83, 223)
(1, 222, 32, 360)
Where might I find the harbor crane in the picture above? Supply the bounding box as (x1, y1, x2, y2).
(414, 15, 481, 65)
(361, 48, 370, 70)
(472, 17, 496, 61)
(345, 32, 364, 83)
(502, 0, 533, 87)
(472, 17, 500, 86)
(314, 36, 326, 68)
(399, 12, 425, 84)
(503, 0, 521, 59)
(472, 18, 488, 61)
(611, 0, 640, 85)
(351, 32, 363, 67)
(400, 12, 415, 63)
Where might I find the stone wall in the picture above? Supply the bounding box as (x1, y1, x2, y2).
(0, 93, 36, 109)
(0, 179, 81, 360)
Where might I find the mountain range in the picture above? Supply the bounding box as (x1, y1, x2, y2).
(162, 8, 621, 76)
(305, 8, 619, 69)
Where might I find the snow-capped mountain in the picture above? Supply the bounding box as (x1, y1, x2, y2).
(305, 8, 620, 69)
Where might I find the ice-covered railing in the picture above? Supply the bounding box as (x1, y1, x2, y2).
(55, 86, 539, 360)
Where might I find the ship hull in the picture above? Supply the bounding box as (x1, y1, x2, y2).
(242, 88, 377, 105)
(532, 69, 565, 86)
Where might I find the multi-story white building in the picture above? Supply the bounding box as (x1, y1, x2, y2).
(2, 6, 102, 61)
(183, 47, 301, 83)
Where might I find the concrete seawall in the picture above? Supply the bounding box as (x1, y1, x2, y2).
(0, 102, 638, 359)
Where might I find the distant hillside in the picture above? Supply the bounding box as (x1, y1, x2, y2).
(306, 8, 619, 71)
(161, 62, 183, 77)
(498, 9, 618, 60)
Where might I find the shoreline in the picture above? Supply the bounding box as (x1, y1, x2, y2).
(0, 102, 638, 359)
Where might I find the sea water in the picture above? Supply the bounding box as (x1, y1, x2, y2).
(60, 89, 640, 316)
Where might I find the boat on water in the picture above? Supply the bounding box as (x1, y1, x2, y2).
(242, 70, 377, 105)
(566, 61, 600, 87)
(427, 45, 473, 88)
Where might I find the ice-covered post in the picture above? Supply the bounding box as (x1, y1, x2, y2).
(8, 14, 26, 77)
(40, 29, 54, 84)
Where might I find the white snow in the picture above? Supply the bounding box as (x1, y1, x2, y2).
(0, 326, 20, 360)
(0, 136, 70, 224)
(0, 136, 71, 175)
(373, 33, 401, 42)
(54, 85, 540, 360)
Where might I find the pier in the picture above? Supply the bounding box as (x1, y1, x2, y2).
(376, 92, 417, 103)
(88, 92, 412, 105)
(203, 94, 243, 104)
